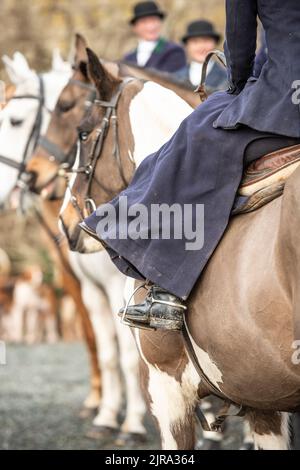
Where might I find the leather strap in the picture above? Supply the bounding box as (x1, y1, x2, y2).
(182, 320, 246, 432)
(195, 50, 227, 102)
(0, 155, 24, 171)
(0, 75, 45, 176)
(182, 321, 226, 399)
(69, 78, 95, 92)
(38, 136, 67, 163)
(33, 207, 74, 278)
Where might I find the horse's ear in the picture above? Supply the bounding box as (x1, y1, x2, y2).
(86, 48, 121, 100)
(74, 33, 88, 66)
(52, 48, 71, 74)
(2, 52, 33, 84)
(13, 52, 31, 74)
(2, 55, 16, 82)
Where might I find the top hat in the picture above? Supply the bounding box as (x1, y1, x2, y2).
(182, 20, 221, 43)
(130, 1, 166, 25)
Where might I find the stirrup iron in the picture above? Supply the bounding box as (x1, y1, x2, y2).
(120, 283, 157, 330)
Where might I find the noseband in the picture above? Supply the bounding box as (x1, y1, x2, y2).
(0, 75, 46, 176)
(68, 78, 136, 220)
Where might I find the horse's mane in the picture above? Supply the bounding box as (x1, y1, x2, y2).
(119, 62, 194, 92)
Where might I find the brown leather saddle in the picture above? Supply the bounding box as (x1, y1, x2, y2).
(232, 144, 300, 215)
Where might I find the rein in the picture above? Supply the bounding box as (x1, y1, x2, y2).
(33, 205, 75, 278)
(195, 49, 227, 102)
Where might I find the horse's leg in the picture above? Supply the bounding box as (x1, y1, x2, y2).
(292, 413, 300, 449)
(59, 295, 76, 342)
(81, 280, 123, 432)
(61, 271, 101, 410)
(246, 410, 291, 450)
(106, 276, 147, 440)
(42, 287, 59, 344)
(25, 306, 40, 344)
(8, 303, 24, 343)
(240, 421, 254, 450)
(197, 399, 223, 450)
(43, 306, 59, 344)
(135, 329, 201, 450)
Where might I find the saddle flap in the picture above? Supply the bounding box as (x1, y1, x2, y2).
(235, 145, 300, 215)
(239, 144, 300, 197)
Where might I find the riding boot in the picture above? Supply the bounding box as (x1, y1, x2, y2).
(119, 285, 186, 331)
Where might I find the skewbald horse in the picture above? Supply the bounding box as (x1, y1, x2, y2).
(58, 48, 300, 450)
(25, 40, 300, 448)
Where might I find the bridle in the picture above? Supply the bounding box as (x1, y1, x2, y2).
(65, 77, 136, 220)
(37, 78, 97, 171)
(0, 75, 47, 177)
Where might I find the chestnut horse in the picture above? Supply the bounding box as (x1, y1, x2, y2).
(0, 48, 101, 412)
(58, 49, 300, 450)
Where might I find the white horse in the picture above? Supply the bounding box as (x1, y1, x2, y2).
(0, 51, 71, 205)
(0, 50, 147, 440)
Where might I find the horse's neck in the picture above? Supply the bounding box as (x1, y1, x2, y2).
(130, 81, 192, 167)
(122, 65, 199, 109)
(41, 200, 62, 233)
(0, 76, 41, 203)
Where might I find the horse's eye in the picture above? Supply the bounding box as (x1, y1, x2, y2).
(57, 101, 75, 113)
(10, 118, 23, 127)
(79, 131, 89, 142)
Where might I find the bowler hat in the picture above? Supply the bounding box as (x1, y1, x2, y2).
(182, 20, 221, 43)
(130, 1, 166, 25)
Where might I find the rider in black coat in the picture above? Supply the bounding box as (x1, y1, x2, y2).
(82, 0, 300, 331)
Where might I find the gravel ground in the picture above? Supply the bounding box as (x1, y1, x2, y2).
(1, 342, 298, 450)
(0, 342, 158, 450)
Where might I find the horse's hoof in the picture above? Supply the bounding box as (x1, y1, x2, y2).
(78, 407, 99, 420)
(114, 432, 148, 447)
(239, 442, 254, 451)
(195, 438, 222, 450)
(86, 426, 118, 440)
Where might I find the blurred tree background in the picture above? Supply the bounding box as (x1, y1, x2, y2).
(0, 0, 225, 79)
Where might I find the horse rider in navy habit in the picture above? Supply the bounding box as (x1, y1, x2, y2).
(81, 0, 300, 331)
(175, 20, 228, 93)
(123, 1, 186, 73)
